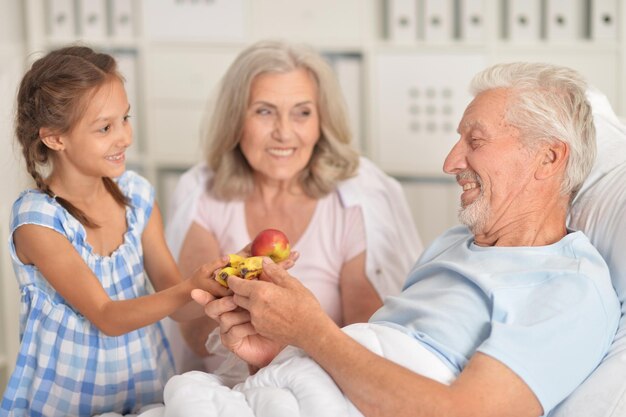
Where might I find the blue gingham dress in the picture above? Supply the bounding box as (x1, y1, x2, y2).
(1, 171, 174, 417)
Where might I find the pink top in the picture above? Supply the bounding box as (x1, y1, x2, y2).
(193, 189, 366, 324)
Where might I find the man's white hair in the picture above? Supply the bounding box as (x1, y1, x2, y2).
(470, 62, 596, 199)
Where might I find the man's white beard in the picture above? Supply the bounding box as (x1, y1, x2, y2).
(457, 172, 490, 233)
(458, 193, 490, 234)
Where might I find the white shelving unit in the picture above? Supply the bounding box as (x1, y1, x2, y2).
(0, 206, 16, 394)
(2, 0, 623, 393)
(19, 0, 626, 232)
(0, 0, 28, 395)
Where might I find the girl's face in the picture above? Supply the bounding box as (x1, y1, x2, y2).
(239, 68, 321, 186)
(55, 78, 132, 179)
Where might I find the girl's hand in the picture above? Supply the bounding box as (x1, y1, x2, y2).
(189, 256, 232, 298)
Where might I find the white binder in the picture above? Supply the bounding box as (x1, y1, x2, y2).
(157, 168, 186, 218)
(113, 51, 140, 159)
(47, 0, 76, 40)
(423, 0, 454, 41)
(591, 0, 618, 40)
(142, 0, 245, 41)
(109, 0, 135, 39)
(386, 0, 418, 42)
(333, 55, 364, 152)
(459, 0, 485, 42)
(506, 0, 541, 41)
(546, 0, 584, 41)
(77, 0, 107, 39)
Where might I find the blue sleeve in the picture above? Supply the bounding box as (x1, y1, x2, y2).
(478, 272, 619, 415)
(116, 170, 155, 233)
(8, 190, 74, 265)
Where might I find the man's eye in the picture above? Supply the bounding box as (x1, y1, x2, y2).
(470, 138, 484, 148)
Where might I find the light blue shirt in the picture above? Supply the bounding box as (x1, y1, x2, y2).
(371, 226, 620, 415)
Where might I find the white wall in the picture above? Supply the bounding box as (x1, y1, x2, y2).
(0, 0, 27, 394)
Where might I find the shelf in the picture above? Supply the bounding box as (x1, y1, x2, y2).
(43, 39, 140, 51)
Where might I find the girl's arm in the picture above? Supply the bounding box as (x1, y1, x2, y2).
(174, 221, 224, 356)
(339, 251, 383, 325)
(12, 205, 225, 337)
(141, 202, 228, 322)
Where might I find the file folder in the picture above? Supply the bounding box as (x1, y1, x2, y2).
(459, 0, 485, 42)
(386, 0, 418, 42)
(333, 55, 364, 152)
(591, 0, 618, 40)
(47, 0, 76, 40)
(110, 0, 135, 39)
(423, 0, 454, 41)
(112, 51, 140, 158)
(506, 0, 541, 41)
(142, 0, 245, 41)
(78, 0, 107, 39)
(546, 0, 584, 41)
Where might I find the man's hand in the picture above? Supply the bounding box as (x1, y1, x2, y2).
(191, 289, 283, 368)
(227, 258, 332, 350)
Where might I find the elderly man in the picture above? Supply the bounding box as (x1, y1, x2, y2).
(192, 62, 620, 417)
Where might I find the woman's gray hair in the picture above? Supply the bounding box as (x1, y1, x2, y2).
(205, 39, 359, 200)
(470, 62, 596, 199)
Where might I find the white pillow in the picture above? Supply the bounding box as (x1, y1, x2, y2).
(550, 90, 626, 416)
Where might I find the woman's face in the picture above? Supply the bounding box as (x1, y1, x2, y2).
(240, 68, 321, 185)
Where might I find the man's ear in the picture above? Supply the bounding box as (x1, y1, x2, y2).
(39, 128, 65, 151)
(535, 140, 569, 180)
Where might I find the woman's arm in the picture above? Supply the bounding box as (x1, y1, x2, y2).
(339, 251, 382, 325)
(175, 221, 224, 356)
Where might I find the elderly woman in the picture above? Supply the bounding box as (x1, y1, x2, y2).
(164, 40, 422, 377)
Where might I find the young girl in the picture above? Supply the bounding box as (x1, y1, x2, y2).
(0, 46, 228, 416)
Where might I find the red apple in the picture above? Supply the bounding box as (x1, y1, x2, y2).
(251, 229, 291, 262)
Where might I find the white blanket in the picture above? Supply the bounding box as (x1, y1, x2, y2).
(126, 323, 455, 417)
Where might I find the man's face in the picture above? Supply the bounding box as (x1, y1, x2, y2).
(443, 88, 539, 235)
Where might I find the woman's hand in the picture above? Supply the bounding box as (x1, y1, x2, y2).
(279, 250, 300, 271)
(236, 243, 300, 271)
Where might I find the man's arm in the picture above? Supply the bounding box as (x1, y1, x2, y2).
(228, 260, 543, 417)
